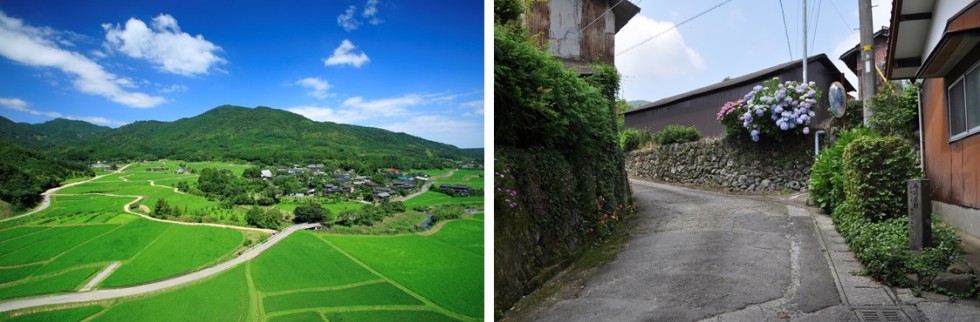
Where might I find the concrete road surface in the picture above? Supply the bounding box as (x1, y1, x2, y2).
(519, 180, 840, 321)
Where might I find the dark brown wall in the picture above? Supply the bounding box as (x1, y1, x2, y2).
(624, 62, 841, 137)
(922, 78, 980, 209)
(525, 0, 616, 65)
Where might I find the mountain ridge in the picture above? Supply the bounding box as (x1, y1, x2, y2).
(1, 105, 474, 169)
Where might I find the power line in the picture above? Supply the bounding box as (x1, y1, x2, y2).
(616, 0, 733, 56)
(810, 0, 822, 49)
(580, 0, 627, 32)
(827, 0, 855, 33)
(779, 0, 794, 60)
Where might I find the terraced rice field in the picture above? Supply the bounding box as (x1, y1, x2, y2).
(2, 215, 483, 321)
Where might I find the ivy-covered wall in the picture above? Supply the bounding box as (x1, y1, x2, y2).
(626, 138, 814, 193)
(494, 23, 631, 313)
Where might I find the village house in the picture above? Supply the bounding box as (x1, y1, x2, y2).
(525, 0, 640, 72)
(438, 184, 477, 196)
(886, 0, 980, 238)
(624, 54, 854, 137)
(260, 169, 273, 179)
(839, 27, 892, 93)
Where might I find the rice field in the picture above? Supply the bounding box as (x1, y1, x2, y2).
(403, 191, 483, 209)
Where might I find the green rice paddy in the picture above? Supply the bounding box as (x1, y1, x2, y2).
(403, 191, 483, 209)
(0, 162, 482, 321)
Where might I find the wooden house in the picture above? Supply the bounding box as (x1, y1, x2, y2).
(525, 0, 640, 72)
(886, 0, 980, 238)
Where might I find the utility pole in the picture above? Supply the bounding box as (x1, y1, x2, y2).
(859, 0, 876, 126)
(802, 0, 808, 83)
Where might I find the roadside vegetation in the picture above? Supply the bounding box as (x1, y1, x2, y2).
(494, 0, 634, 314)
(808, 82, 966, 295)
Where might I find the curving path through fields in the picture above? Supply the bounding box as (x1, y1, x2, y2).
(1, 164, 133, 223)
(0, 223, 320, 313)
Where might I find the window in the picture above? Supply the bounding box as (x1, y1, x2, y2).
(947, 62, 980, 141)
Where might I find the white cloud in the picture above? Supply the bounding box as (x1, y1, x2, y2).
(0, 10, 166, 108)
(103, 14, 226, 76)
(363, 0, 383, 25)
(159, 84, 189, 94)
(615, 15, 706, 100)
(0, 96, 127, 126)
(324, 39, 370, 67)
(0, 97, 29, 110)
(295, 77, 332, 99)
(337, 5, 361, 31)
(460, 99, 483, 116)
(287, 93, 453, 124)
(379, 116, 483, 148)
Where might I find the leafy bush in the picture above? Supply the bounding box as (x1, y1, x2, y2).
(653, 125, 701, 145)
(870, 81, 919, 142)
(719, 77, 820, 142)
(832, 201, 962, 287)
(809, 128, 878, 212)
(842, 135, 920, 221)
(620, 128, 653, 151)
(293, 203, 329, 223)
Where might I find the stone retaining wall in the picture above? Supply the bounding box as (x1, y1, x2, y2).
(626, 138, 814, 193)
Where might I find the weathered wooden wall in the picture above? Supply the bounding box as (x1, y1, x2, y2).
(922, 78, 980, 209)
(525, 0, 616, 65)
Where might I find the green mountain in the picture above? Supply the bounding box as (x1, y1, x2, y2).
(0, 116, 111, 150)
(45, 105, 469, 169)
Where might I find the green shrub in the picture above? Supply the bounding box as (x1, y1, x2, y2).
(842, 135, 919, 221)
(832, 201, 962, 288)
(870, 81, 919, 142)
(809, 128, 878, 212)
(653, 125, 701, 145)
(620, 128, 653, 151)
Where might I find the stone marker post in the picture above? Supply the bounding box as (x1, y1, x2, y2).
(908, 179, 932, 250)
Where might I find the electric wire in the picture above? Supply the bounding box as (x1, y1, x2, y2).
(616, 0, 733, 56)
(779, 0, 794, 60)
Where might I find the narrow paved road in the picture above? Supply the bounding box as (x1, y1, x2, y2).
(0, 223, 320, 313)
(1, 164, 133, 222)
(519, 179, 839, 321)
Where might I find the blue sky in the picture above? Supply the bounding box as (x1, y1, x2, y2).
(0, 0, 484, 148)
(616, 0, 892, 103)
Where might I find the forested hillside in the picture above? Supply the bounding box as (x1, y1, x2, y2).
(0, 143, 93, 211)
(2, 106, 472, 169)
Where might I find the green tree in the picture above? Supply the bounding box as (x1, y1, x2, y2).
(293, 202, 329, 223)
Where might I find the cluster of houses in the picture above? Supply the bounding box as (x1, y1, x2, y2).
(259, 164, 425, 201)
(89, 161, 117, 171)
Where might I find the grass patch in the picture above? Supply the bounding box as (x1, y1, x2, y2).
(95, 265, 248, 322)
(267, 311, 324, 322)
(263, 282, 421, 312)
(0, 266, 101, 300)
(28, 194, 132, 225)
(324, 310, 462, 322)
(3, 305, 104, 322)
(100, 224, 243, 287)
(250, 231, 376, 292)
(324, 212, 428, 235)
(0, 224, 118, 266)
(0, 226, 78, 257)
(34, 219, 170, 276)
(414, 169, 453, 177)
(0, 226, 48, 242)
(430, 220, 483, 256)
(322, 224, 483, 318)
(404, 191, 482, 209)
(433, 169, 483, 189)
(61, 176, 94, 185)
(0, 264, 40, 284)
(0, 200, 16, 220)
